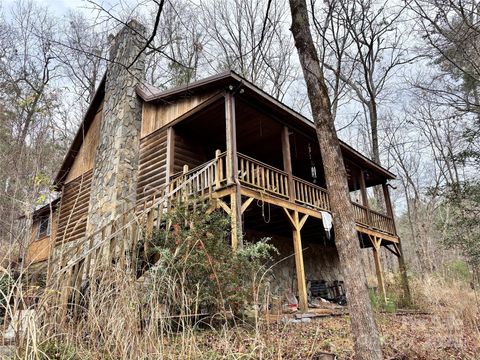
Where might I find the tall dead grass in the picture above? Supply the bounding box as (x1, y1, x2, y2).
(2, 249, 479, 359)
(379, 269, 480, 358)
(2, 248, 274, 359)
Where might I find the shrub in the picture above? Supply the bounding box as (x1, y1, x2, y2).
(29, 339, 80, 360)
(442, 259, 472, 282)
(143, 200, 278, 317)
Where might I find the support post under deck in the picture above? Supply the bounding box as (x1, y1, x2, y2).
(284, 209, 309, 312)
(225, 92, 242, 249)
(370, 236, 387, 303)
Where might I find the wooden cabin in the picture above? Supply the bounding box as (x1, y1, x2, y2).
(26, 71, 402, 308)
(25, 22, 405, 311)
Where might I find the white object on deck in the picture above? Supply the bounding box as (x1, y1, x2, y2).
(321, 211, 333, 239)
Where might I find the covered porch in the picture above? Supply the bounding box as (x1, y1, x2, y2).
(165, 90, 401, 311)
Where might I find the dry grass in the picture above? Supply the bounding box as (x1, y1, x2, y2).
(1, 260, 479, 359)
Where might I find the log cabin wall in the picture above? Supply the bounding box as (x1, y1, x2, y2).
(55, 103, 102, 245)
(137, 90, 223, 203)
(173, 130, 206, 174)
(56, 170, 93, 244)
(136, 128, 168, 205)
(135, 126, 209, 207)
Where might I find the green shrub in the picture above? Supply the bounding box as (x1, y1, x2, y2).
(443, 259, 472, 282)
(143, 200, 278, 316)
(15, 339, 80, 360)
(37, 341, 79, 360)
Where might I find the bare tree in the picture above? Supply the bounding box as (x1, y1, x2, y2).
(200, 0, 298, 100)
(313, 0, 411, 165)
(56, 12, 107, 110)
(143, 0, 207, 88)
(406, 0, 480, 269)
(288, 0, 383, 358)
(0, 1, 64, 262)
(410, 0, 480, 118)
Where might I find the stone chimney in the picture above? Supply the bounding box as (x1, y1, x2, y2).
(87, 20, 146, 232)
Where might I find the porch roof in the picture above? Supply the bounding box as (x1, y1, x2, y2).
(137, 70, 396, 181)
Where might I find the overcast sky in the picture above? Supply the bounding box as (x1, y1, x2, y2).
(1, 0, 76, 16)
(3, 0, 97, 16)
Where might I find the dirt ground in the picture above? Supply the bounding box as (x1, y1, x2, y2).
(187, 312, 480, 359)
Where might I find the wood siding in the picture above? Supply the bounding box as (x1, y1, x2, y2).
(56, 170, 93, 244)
(173, 132, 206, 173)
(137, 128, 168, 205)
(141, 91, 218, 137)
(66, 107, 102, 183)
(25, 213, 58, 264)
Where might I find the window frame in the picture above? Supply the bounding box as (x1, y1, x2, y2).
(36, 216, 51, 240)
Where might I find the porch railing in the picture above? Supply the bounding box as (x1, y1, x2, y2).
(352, 202, 395, 235)
(238, 153, 289, 199)
(293, 177, 330, 211)
(353, 202, 369, 225)
(171, 151, 396, 236)
(368, 208, 396, 235)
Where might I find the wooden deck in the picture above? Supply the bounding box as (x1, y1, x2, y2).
(170, 151, 399, 243)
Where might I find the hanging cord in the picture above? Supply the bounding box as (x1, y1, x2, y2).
(257, 190, 271, 224)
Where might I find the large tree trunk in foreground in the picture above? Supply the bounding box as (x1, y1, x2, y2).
(288, 1, 383, 359)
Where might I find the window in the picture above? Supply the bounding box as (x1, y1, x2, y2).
(36, 216, 50, 240)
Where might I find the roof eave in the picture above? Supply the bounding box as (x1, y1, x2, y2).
(136, 70, 238, 102)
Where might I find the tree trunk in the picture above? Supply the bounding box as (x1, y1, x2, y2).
(368, 100, 386, 213)
(288, 1, 383, 359)
(368, 100, 380, 165)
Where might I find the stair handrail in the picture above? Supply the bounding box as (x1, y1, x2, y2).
(50, 158, 218, 277)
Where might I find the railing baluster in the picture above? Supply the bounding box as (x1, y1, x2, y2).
(266, 168, 270, 191)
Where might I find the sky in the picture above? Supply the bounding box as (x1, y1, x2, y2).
(2, 0, 88, 17)
(38, 0, 84, 13)
(2, 0, 119, 17)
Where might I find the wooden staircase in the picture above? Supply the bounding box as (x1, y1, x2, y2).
(46, 158, 219, 311)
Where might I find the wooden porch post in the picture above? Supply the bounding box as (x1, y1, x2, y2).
(282, 126, 295, 201)
(225, 92, 242, 249)
(382, 183, 412, 304)
(371, 236, 387, 303)
(225, 92, 238, 184)
(284, 209, 309, 312)
(165, 126, 175, 183)
(359, 170, 371, 223)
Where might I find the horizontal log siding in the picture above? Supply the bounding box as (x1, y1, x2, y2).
(173, 133, 205, 174)
(56, 170, 93, 244)
(137, 128, 168, 205)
